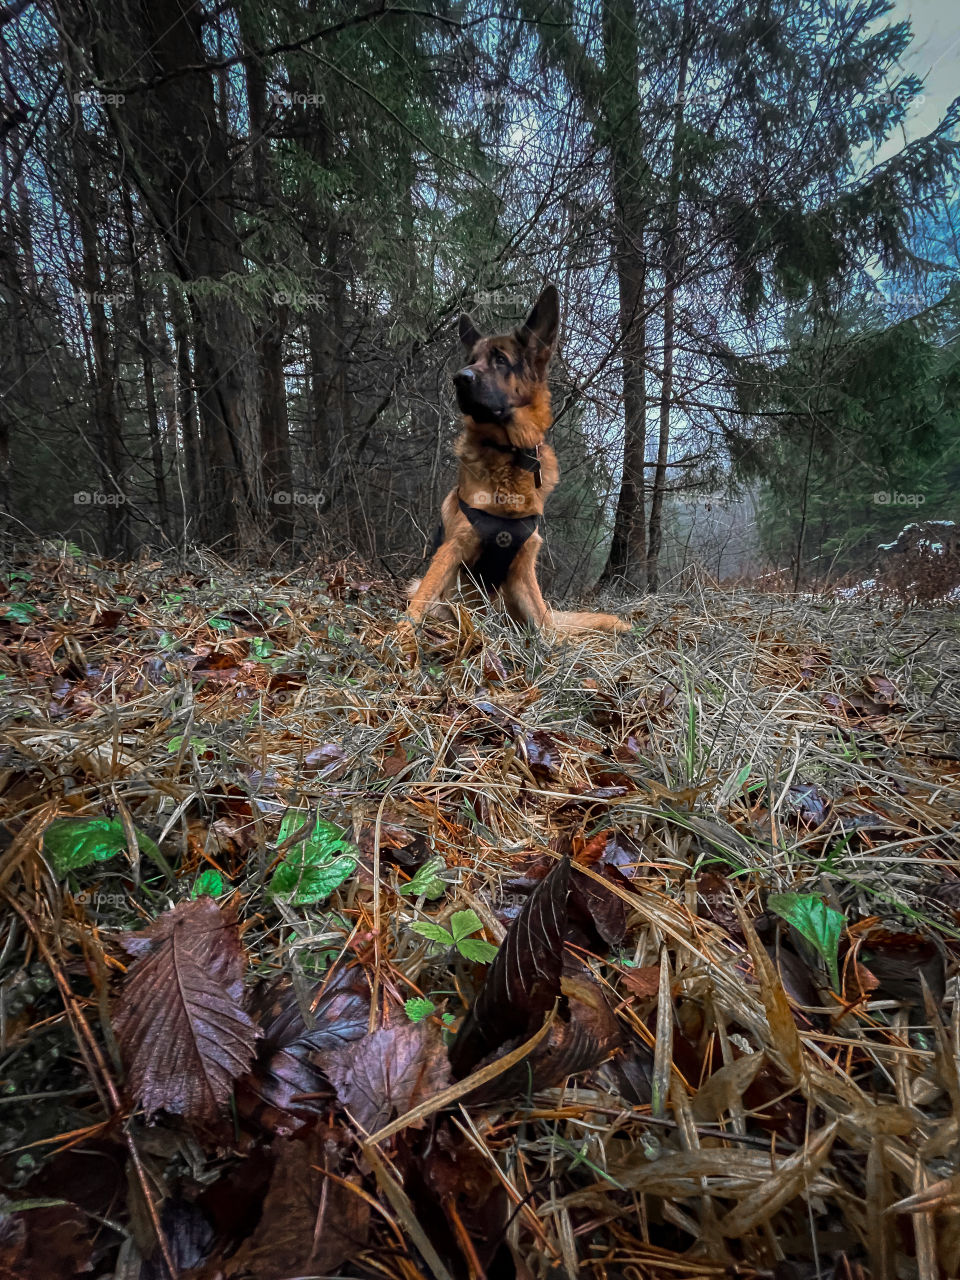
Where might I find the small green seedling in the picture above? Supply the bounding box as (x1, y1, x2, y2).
(767, 891, 845, 991)
(404, 997, 436, 1023)
(410, 909, 498, 962)
(399, 858, 446, 900)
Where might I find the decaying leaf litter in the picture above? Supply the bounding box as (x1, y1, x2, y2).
(1, 544, 959, 1280)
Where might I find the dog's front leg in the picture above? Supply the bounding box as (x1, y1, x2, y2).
(399, 538, 467, 662)
(407, 538, 466, 622)
(502, 537, 550, 629)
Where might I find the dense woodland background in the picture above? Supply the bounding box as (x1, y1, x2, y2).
(1, 0, 959, 593)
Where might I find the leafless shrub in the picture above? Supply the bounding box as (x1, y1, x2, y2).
(878, 520, 960, 604)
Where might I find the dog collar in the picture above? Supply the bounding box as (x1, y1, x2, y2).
(482, 439, 542, 488)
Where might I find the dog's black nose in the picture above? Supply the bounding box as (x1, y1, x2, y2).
(454, 367, 475, 389)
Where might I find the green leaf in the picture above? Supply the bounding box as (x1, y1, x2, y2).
(43, 816, 160, 877)
(456, 937, 498, 963)
(191, 869, 225, 898)
(449, 909, 483, 942)
(1, 603, 36, 624)
(268, 811, 358, 905)
(767, 892, 845, 991)
(250, 636, 275, 660)
(405, 997, 436, 1023)
(399, 858, 446, 900)
(270, 852, 355, 905)
(277, 811, 355, 858)
(410, 921, 454, 946)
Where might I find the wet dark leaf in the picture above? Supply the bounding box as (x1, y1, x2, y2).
(0, 1203, 96, 1280)
(239, 968, 370, 1134)
(324, 1020, 450, 1132)
(398, 1121, 509, 1273)
(224, 1128, 369, 1280)
(601, 830, 649, 877)
(521, 729, 560, 780)
(784, 783, 831, 828)
(113, 899, 260, 1125)
(358, 816, 432, 868)
(697, 871, 743, 937)
(450, 855, 570, 1080)
(857, 928, 945, 1008)
(141, 1199, 214, 1280)
(556, 785, 631, 813)
(301, 742, 347, 778)
(570, 863, 629, 946)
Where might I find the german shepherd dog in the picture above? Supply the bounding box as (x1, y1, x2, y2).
(401, 285, 628, 653)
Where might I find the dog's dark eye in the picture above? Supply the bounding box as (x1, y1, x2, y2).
(492, 350, 510, 369)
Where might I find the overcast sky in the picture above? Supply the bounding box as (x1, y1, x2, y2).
(878, 0, 960, 159)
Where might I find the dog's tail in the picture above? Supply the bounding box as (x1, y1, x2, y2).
(546, 609, 631, 635)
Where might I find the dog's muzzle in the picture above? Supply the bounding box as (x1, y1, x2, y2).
(454, 368, 510, 423)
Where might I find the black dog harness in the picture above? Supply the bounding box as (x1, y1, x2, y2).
(427, 496, 541, 590)
(457, 498, 540, 588)
(426, 441, 544, 589)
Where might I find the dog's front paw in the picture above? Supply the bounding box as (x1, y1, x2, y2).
(396, 618, 420, 666)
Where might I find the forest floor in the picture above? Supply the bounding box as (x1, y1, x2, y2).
(1, 543, 959, 1280)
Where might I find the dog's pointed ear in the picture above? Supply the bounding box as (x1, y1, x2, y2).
(517, 284, 560, 365)
(459, 312, 482, 350)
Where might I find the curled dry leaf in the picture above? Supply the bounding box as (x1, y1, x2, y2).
(113, 898, 260, 1125)
(449, 854, 570, 1081)
(569, 862, 630, 946)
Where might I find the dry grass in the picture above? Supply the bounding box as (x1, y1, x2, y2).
(1, 541, 959, 1279)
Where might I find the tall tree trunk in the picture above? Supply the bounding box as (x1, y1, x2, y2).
(121, 182, 168, 543)
(599, 0, 650, 590)
(306, 240, 349, 500)
(292, 45, 348, 502)
(87, 0, 265, 549)
(646, 0, 693, 592)
(168, 285, 203, 534)
(0, 50, 22, 523)
(244, 22, 293, 543)
(73, 121, 128, 556)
